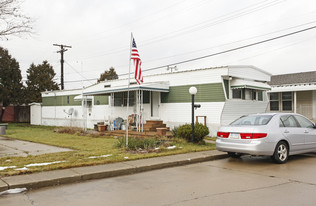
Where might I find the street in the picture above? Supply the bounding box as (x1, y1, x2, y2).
(2, 153, 316, 206)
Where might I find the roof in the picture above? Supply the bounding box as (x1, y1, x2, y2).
(269, 71, 316, 86)
(83, 81, 169, 96)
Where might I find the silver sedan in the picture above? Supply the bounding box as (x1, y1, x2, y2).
(216, 113, 316, 163)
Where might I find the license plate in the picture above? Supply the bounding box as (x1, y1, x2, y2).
(229, 133, 240, 139)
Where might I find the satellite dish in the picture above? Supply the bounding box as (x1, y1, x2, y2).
(68, 108, 74, 115)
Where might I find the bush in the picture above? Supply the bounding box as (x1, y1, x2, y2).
(115, 136, 159, 150)
(171, 126, 179, 137)
(54, 127, 85, 135)
(177, 123, 209, 142)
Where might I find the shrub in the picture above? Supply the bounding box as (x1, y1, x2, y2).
(171, 126, 179, 137)
(177, 123, 209, 142)
(115, 136, 159, 150)
(54, 127, 85, 135)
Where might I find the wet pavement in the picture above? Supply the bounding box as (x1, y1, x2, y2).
(0, 136, 73, 158)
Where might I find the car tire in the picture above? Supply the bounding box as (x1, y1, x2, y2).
(227, 152, 242, 158)
(272, 141, 289, 164)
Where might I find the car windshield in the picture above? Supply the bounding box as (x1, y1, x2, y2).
(230, 115, 273, 126)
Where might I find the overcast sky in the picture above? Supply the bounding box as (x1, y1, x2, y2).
(2, 0, 316, 89)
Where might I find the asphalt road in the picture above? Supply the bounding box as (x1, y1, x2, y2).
(2, 153, 316, 206)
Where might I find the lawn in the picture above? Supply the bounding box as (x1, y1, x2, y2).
(0, 123, 215, 176)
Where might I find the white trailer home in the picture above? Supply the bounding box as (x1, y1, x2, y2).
(39, 65, 271, 135)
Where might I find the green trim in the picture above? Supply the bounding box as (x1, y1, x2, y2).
(231, 85, 271, 90)
(161, 83, 225, 103)
(42, 95, 82, 106)
(94, 95, 109, 105)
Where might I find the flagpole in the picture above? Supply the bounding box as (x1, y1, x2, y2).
(126, 33, 133, 147)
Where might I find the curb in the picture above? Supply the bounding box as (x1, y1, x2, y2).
(0, 151, 227, 192)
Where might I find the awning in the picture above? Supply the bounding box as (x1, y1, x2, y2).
(83, 81, 169, 96)
(74, 95, 93, 101)
(230, 79, 271, 90)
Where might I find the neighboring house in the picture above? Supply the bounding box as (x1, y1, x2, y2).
(0, 105, 30, 123)
(38, 65, 271, 135)
(267, 71, 316, 122)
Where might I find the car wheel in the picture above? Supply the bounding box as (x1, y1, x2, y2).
(272, 141, 289, 164)
(227, 152, 242, 158)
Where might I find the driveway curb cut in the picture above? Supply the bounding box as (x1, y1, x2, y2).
(0, 151, 227, 193)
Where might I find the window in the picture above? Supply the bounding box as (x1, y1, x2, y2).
(232, 89, 242, 99)
(252, 90, 257, 100)
(282, 92, 292, 111)
(114, 92, 135, 106)
(230, 115, 273, 126)
(294, 115, 314, 128)
(270, 93, 279, 111)
(280, 115, 298, 127)
(258, 91, 263, 101)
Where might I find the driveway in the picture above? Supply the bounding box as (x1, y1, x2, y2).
(0, 136, 73, 157)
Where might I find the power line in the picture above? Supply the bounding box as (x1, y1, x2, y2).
(78, 0, 284, 60)
(64, 24, 316, 83)
(53, 44, 72, 90)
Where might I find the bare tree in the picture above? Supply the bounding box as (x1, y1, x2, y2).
(0, 0, 32, 40)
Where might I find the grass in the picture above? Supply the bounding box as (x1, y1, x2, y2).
(0, 123, 215, 176)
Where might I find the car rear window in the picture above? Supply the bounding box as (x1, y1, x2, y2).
(230, 115, 273, 126)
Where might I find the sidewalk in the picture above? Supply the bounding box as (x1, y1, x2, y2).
(0, 150, 226, 192)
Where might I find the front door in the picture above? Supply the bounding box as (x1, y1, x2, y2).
(151, 91, 159, 118)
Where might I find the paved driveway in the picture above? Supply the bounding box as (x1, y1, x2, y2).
(0, 136, 73, 157)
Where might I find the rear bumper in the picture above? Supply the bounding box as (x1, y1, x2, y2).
(216, 138, 275, 156)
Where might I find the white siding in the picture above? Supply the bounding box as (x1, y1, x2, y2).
(228, 66, 271, 81)
(160, 102, 225, 136)
(221, 100, 269, 126)
(30, 104, 42, 125)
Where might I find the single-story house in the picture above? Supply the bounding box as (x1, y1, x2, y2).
(267, 71, 316, 122)
(37, 65, 271, 135)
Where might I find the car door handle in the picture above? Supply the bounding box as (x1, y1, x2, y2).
(304, 130, 309, 133)
(284, 130, 289, 133)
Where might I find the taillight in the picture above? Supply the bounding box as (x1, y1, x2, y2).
(252, 133, 267, 139)
(240, 133, 252, 139)
(217, 132, 230, 138)
(240, 133, 267, 139)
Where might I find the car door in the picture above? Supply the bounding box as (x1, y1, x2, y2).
(293, 115, 316, 150)
(279, 115, 306, 152)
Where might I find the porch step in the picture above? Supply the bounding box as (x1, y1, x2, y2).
(143, 120, 169, 132)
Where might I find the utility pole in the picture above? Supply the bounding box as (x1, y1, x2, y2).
(53, 44, 72, 90)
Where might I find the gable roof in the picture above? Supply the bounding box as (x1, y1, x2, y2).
(269, 71, 316, 86)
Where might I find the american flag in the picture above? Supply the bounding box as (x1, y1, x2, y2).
(131, 37, 143, 85)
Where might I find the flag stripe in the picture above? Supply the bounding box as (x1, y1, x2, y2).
(131, 37, 143, 84)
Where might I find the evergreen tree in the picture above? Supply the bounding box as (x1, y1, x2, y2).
(0, 47, 24, 122)
(26, 61, 59, 103)
(97, 67, 118, 83)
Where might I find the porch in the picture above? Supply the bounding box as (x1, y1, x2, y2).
(83, 81, 170, 133)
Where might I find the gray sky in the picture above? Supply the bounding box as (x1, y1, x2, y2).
(2, 0, 316, 89)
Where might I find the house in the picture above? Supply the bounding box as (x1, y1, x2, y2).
(267, 71, 316, 122)
(38, 65, 271, 135)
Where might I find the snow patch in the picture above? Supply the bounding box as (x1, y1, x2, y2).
(15, 167, 28, 171)
(88, 154, 112, 159)
(124, 157, 129, 159)
(0, 166, 16, 171)
(0, 188, 27, 196)
(167, 146, 176, 149)
(25, 161, 66, 167)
